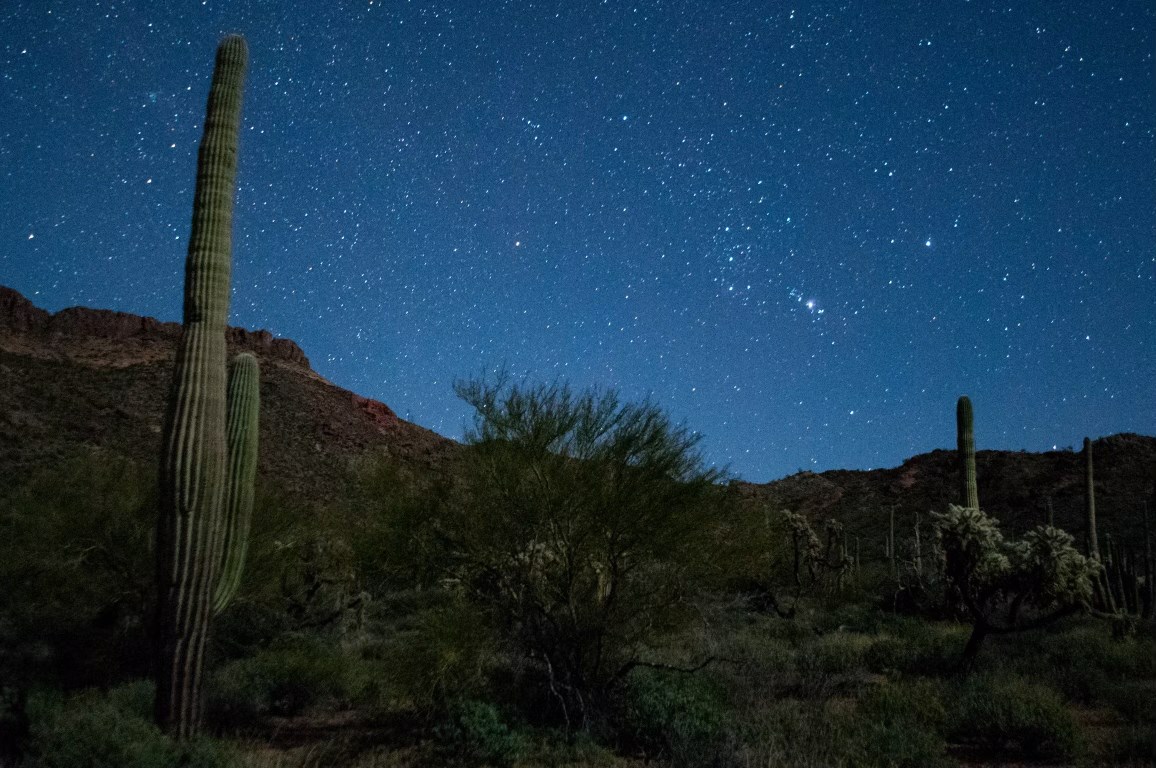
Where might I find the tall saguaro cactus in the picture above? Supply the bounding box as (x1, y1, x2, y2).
(1084, 437, 1100, 561)
(1083, 436, 1119, 615)
(155, 34, 248, 738)
(956, 396, 979, 510)
(213, 352, 260, 615)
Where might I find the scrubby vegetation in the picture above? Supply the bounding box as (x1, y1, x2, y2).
(2, 378, 1154, 767)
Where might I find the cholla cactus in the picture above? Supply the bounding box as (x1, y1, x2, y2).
(1012, 526, 1095, 607)
(931, 504, 1097, 669)
(932, 504, 1010, 588)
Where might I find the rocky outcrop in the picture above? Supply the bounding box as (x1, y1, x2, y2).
(0, 284, 51, 332)
(0, 285, 309, 367)
(352, 393, 400, 431)
(0, 285, 457, 503)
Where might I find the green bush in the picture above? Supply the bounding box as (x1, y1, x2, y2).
(377, 598, 501, 714)
(206, 638, 377, 723)
(948, 673, 1083, 759)
(796, 632, 870, 698)
(864, 620, 965, 676)
(717, 621, 796, 710)
(434, 699, 526, 766)
(1102, 723, 1156, 763)
(1104, 681, 1156, 725)
(24, 682, 235, 768)
(732, 698, 852, 767)
(1005, 623, 1156, 706)
(848, 679, 949, 768)
(621, 667, 730, 766)
(0, 450, 155, 689)
(1039, 624, 1156, 679)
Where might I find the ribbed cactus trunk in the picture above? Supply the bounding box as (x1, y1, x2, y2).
(213, 352, 260, 615)
(956, 396, 979, 510)
(1084, 437, 1100, 560)
(1144, 501, 1154, 619)
(888, 506, 896, 575)
(1083, 436, 1119, 614)
(155, 34, 248, 739)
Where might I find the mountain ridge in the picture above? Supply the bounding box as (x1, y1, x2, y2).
(0, 284, 456, 504)
(2, 284, 1152, 547)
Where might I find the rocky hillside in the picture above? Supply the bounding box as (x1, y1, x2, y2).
(2, 285, 1153, 550)
(0, 285, 456, 504)
(736, 433, 1156, 560)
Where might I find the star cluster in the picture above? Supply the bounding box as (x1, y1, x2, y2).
(2, 0, 1153, 481)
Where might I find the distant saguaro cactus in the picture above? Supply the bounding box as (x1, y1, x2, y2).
(213, 352, 260, 615)
(155, 34, 248, 739)
(956, 396, 979, 509)
(1084, 437, 1100, 561)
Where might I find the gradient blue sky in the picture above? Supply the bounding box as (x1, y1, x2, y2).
(2, 0, 1153, 482)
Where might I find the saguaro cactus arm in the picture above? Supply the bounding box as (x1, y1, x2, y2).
(213, 352, 260, 615)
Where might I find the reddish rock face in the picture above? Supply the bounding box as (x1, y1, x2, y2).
(352, 393, 400, 431)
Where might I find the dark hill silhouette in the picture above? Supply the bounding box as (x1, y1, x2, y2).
(0, 285, 455, 504)
(2, 284, 1152, 549)
(736, 433, 1155, 559)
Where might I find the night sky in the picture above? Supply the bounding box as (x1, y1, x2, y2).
(2, 1, 1153, 483)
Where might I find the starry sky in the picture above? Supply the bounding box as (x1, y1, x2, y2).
(2, 1, 1153, 483)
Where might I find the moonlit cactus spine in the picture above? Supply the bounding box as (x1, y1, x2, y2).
(154, 34, 248, 739)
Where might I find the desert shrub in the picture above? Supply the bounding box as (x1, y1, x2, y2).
(337, 456, 448, 598)
(1039, 624, 1156, 679)
(1102, 723, 1156, 764)
(757, 612, 822, 644)
(796, 632, 870, 698)
(515, 729, 625, 767)
(999, 622, 1156, 704)
(847, 678, 949, 768)
(815, 601, 885, 634)
(620, 667, 730, 766)
(24, 682, 235, 768)
(0, 449, 155, 689)
(377, 597, 502, 714)
(948, 673, 1083, 759)
(206, 638, 377, 723)
(733, 698, 853, 767)
(211, 487, 324, 654)
(1104, 680, 1156, 725)
(434, 699, 526, 766)
(863, 619, 966, 676)
(717, 620, 797, 709)
(394, 377, 734, 727)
